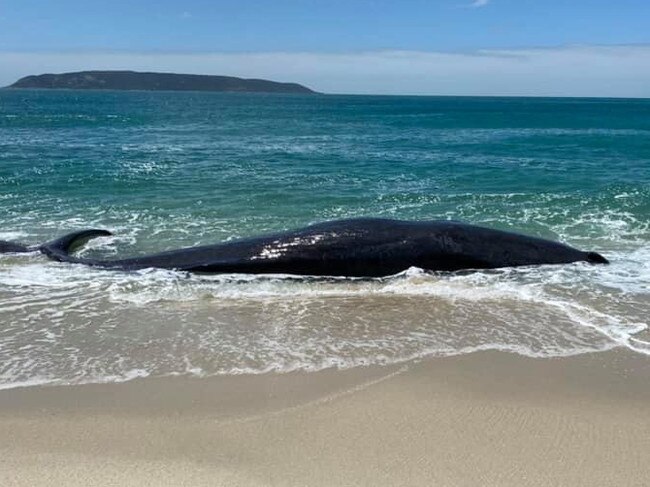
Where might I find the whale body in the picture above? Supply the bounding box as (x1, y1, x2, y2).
(0, 218, 608, 277)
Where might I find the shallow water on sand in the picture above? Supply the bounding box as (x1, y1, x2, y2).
(0, 91, 649, 388)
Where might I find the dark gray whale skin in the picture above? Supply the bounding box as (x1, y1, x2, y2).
(0, 218, 608, 277)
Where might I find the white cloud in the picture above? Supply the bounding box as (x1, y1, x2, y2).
(470, 0, 490, 7)
(1, 45, 650, 97)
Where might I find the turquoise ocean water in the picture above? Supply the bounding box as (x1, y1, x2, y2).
(1, 90, 649, 388)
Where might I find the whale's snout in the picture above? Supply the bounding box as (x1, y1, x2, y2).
(586, 251, 609, 264)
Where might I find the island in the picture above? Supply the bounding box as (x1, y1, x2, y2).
(5, 70, 317, 94)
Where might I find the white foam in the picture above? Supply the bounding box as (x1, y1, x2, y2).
(0, 230, 29, 240)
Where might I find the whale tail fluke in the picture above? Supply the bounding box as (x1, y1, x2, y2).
(40, 229, 113, 262)
(0, 240, 32, 253)
(586, 251, 609, 264)
(2, 229, 112, 259)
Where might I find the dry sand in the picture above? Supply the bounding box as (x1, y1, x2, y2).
(1, 350, 650, 486)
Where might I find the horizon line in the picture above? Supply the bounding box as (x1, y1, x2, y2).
(2, 44, 649, 98)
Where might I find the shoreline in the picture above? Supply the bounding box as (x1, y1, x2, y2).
(2, 349, 650, 486)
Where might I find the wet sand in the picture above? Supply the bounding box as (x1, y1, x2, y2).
(1, 350, 650, 486)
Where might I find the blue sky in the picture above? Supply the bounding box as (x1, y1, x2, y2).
(1, 0, 650, 96)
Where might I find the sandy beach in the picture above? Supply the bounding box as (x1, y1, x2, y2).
(2, 350, 649, 486)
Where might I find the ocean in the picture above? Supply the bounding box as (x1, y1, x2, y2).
(0, 90, 648, 389)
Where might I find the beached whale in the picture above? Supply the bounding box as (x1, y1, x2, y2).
(0, 218, 608, 277)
